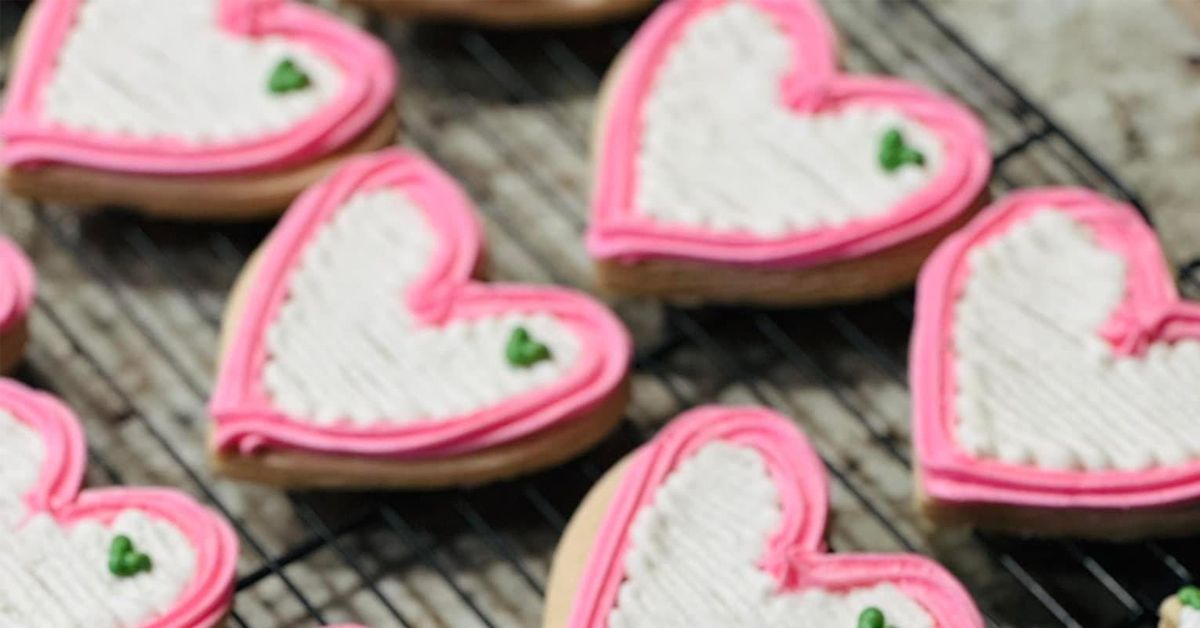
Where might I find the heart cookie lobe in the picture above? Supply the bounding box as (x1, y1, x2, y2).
(0, 379, 238, 628)
(587, 0, 991, 306)
(0, 0, 398, 217)
(210, 149, 632, 489)
(544, 406, 983, 628)
(0, 237, 35, 375)
(913, 188, 1200, 539)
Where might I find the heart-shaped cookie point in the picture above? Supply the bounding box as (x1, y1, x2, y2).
(0, 238, 35, 375)
(913, 188, 1200, 539)
(587, 0, 990, 305)
(210, 149, 632, 488)
(0, 379, 237, 626)
(0, 0, 398, 216)
(544, 406, 982, 628)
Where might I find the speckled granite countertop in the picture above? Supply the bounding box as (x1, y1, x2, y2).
(936, 0, 1200, 265)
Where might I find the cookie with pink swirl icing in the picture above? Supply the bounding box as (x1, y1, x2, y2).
(0, 237, 35, 375)
(913, 188, 1200, 539)
(0, 0, 398, 219)
(543, 406, 983, 628)
(210, 149, 631, 488)
(345, 0, 655, 27)
(587, 0, 991, 305)
(0, 378, 238, 627)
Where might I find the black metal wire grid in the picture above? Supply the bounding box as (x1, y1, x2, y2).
(4, 0, 1200, 626)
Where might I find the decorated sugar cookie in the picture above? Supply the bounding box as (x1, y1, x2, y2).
(210, 149, 632, 488)
(0, 237, 35, 374)
(543, 406, 983, 627)
(587, 0, 991, 305)
(0, 378, 238, 626)
(913, 188, 1200, 539)
(346, 0, 656, 27)
(0, 0, 398, 218)
(1162, 586, 1200, 628)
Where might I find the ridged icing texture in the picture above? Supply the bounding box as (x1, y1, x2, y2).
(0, 408, 197, 628)
(210, 150, 632, 459)
(262, 188, 580, 425)
(609, 441, 933, 627)
(636, 1, 940, 237)
(587, 0, 991, 267)
(953, 209, 1200, 471)
(42, 0, 342, 144)
(565, 406, 985, 627)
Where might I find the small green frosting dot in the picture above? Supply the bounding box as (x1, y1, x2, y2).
(268, 58, 311, 94)
(858, 607, 886, 628)
(1180, 585, 1200, 609)
(506, 327, 551, 367)
(108, 534, 153, 578)
(879, 128, 925, 172)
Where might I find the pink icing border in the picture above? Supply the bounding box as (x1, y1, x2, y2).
(913, 187, 1200, 510)
(210, 149, 632, 459)
(0, 237, 35, 332)
(587, 0, 991, 268)
(567, 406, 983, 627)
(0, 378, 238, 628)
(0, 0, 396, 175)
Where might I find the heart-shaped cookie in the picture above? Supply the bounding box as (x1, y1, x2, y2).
(913, 188, 1200, 539)
(0, 237, 35, 374)
(543, 406, 982, 627)
(210, 149, 632, 488)
(0, 0, 398, 218)
(0, 378, 237, 627)
(588, 0, 991, 305)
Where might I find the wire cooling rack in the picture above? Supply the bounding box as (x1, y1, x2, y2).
(3, 0, 1200, 626)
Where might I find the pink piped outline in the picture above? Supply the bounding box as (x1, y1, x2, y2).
(587, 0, 991, 267)
(566, 406, 983, 627)
(210, 149, 632, 459)
(0, 378, 238, 628)
(913, 188, 1200, 510)
(0, 0, 396, 175)
(0, 237, 35, 333)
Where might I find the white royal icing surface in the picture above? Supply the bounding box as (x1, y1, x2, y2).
(42, 0, 342, 144)
(262, 189, 581, 426)
(0, 410, 197, 628)
(635, 2, 941, 237)
(1182, 607, 1200, 628)
(609, 442, 934, 627)
(953, 209, 1200, 471)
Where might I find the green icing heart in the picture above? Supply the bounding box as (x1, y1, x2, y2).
(506, 327, 552, 367)
(108, 534, 153, 577)
(268, 58, 311, 94)
(1180, 585, 1200, 609)
(879, 128, 925, 173)
(858, 607, 886, 628)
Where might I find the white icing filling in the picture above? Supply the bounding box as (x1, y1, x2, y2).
(42, 0, 342, 144)
(1182, 606, 1200, 628)
(635, 2, 942, 237)
(0, 410, 197, 628)
(262, 189, 581, 426)
(953, 209, 1200, 471)
(609, 442, 934, 627)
